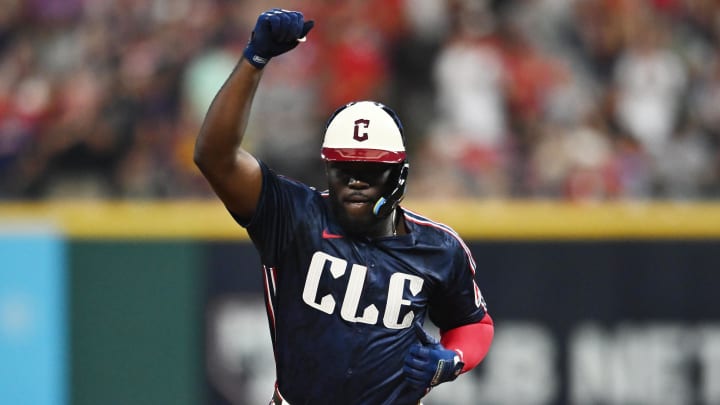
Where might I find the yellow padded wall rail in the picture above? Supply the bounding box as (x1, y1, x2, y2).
(0, 200, 719, 240)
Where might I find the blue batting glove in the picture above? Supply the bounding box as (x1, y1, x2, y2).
(243, 8, 314, 69)
(403, 322, 464, 390)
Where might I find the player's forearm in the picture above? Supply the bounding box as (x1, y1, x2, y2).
(194, 59, 263, 174)
(440, 314, 494, 372)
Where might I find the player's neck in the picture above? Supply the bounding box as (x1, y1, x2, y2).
(375, 208, 405, 238)
(353, 209, 404, 239)
(361, 215, 395, 239)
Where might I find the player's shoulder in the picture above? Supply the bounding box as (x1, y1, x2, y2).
(402, 207, 467, 248)
(260, 161, 327, 213)
(282, 175, 326, 209)
(264, 162, 321, 196)
(402, 206, 477, 270)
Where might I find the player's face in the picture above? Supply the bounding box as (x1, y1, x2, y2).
(326, 161, 395, 234)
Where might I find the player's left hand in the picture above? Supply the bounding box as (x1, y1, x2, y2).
(403, 322, 465, 391)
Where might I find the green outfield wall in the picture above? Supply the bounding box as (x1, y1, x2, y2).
(69, 241, 204, 405)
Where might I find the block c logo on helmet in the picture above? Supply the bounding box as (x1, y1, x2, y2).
(353, 119, 370, 142)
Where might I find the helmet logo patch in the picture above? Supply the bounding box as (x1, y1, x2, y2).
(353, 119, 370, 142)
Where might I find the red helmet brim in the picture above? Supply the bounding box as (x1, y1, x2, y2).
(321, 148, 406, 163)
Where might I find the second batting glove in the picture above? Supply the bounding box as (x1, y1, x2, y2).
(243, 8, 314, 69)
(403, 323, 464, 390)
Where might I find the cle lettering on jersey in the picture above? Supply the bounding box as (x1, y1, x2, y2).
(302, 251, 423, 329)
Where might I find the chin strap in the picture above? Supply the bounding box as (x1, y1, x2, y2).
(372, 196, 389, 217)
(373, 162, 409, 218)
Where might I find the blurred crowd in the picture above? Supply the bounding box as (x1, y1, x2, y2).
(1, 0, 719, 200)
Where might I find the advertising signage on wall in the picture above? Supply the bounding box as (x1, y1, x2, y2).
(204, 240, 720, 405)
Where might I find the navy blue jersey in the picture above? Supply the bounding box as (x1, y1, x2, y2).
(236, 162, 487, 405)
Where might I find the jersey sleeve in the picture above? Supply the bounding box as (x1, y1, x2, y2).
(231, 161, 319, 267)
(428, 237, 488, 331)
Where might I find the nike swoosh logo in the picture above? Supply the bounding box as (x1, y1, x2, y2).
(322, 229, 343, 239)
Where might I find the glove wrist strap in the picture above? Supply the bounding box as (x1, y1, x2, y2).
(243, 41, 269, 69)
(430, 354, 464, 387)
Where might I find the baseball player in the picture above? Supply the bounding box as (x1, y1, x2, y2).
(194, 8, 494, 405)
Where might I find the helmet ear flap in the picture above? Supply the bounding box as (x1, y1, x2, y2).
(373, 161, 409, 218)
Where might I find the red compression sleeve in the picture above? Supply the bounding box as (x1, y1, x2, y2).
(440, 313, 494, 373)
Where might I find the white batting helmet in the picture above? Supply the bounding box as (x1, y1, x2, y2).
(321, 101, 406, 163)
(321, 101, 409, 218)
